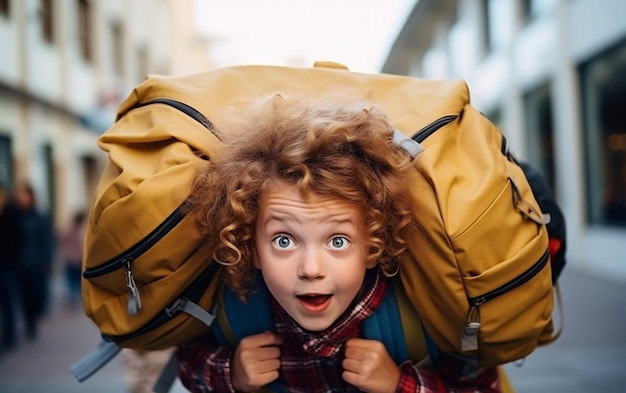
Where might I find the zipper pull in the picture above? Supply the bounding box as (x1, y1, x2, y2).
(510, 176, 551, 225)
(125, 259, 142, 315)
(461, 303, 482, 351)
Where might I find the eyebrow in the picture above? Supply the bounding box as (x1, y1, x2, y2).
(263, 213, 358, 227)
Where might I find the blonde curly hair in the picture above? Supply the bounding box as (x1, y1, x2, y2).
(186, 94, 419, 298)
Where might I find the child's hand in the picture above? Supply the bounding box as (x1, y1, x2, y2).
(342, 338, 401, 393)
(231, 331, 283, 392)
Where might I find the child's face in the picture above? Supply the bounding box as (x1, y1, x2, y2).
(254, 182, 376, 332)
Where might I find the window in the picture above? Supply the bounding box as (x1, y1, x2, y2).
(524, 83, 556, 193)
(485, 0, 511, 50)
(481, 0, 514, 53)
(0, 0, 10, 17)
(519, 0, 556, 25)
(481, 0, 492, 53)
(520, 0, 532, 20)
(43, 143, 56, 220)
(78, 0, 93, 62)
(40, 0, 54, 43)
(0, 135, 13, 188)
(81, 155, 98, 203)
(136, 45, 148, 82)
(111, 21, 124, 76)
(580, 38, 626, 226)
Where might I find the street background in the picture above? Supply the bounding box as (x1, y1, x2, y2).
(0, 271, 187, 393)
(1, 1, 626, 391)
(0, 265, 625, 393)
(505, 267, 626, 392)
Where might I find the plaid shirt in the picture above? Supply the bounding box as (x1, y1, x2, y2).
(176, 270, 501, 392)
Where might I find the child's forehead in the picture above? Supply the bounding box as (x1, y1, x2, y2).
(262, 179, 346, 203)
(258, 184, 365, 229)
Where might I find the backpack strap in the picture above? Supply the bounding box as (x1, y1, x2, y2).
(212, 276, 276, 346)
(362, 277, 434, 366)
(216, 274, 434, 365)
(212, 276, 280, 393)
(69, 339, 122, 382)
(152, 352, 179, 393)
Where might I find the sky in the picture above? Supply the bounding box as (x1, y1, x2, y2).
(192, 0, 415, 74)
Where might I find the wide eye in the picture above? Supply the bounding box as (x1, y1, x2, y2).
(328, 236, 350, 250)
(272, 235, 295, 250)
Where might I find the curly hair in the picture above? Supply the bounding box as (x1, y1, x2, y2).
(186, 94, 419, 298)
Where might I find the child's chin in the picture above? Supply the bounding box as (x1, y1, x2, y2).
(295, 317, 334, 333)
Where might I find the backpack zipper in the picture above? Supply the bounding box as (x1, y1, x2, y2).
(411, 115, 457, 142)
(83, 98, 220, 315)
(83, 208, 186, 279)
(106, 263, 219, 343)
(461, 248, 550, 351)
(83, 208, 185, 314)
(134, 98, 221, 140)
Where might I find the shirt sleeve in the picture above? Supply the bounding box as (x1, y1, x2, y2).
(176, 334, 237, 393)
(395, 353, 502, 393)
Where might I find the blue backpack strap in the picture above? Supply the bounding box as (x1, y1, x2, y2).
(362, 280, 409, 364)
(362, 278, 437, 365)
(212, 274, 275, 346)
(215, 274, 438, 392)
(212, 275, 281, 393)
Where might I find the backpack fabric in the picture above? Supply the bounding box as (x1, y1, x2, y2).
(81, 97, 223, 350)
(79, 62, 557, 371)
(518, 162, 567, 284)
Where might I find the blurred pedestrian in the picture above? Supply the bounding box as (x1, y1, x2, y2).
(120, 348, 175, 393)
(58, 211, 86, 307)
(14, 181, 55, 340)
(0, 183, 24, 352)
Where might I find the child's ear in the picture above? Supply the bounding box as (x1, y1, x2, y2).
(253, 252, 262, 269)
(366, 256, 378, 269)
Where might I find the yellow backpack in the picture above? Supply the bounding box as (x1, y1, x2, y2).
(74, 62, 557, 381)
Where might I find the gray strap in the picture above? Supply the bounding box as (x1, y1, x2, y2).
(152, 298, 217, 393)
(165, 296, 216, 327)
(392, 128, 423, 158)
(153, 353, 179, 393)
(70, 339, 121, 382)
(72, 296, 215, 389)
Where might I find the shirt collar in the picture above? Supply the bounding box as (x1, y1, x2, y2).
(271, 268, 388, 358)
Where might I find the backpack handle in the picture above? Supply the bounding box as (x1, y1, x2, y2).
(313, 61, 349, 70)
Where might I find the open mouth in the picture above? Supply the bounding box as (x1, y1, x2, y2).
(297, 294, 332, 305)
(296, 294, 333, 313)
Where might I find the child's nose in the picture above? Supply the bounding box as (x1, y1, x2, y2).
(298, 248, 325, 279)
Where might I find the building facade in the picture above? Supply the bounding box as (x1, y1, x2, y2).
(0, 0, 208, 238)
(383, 0, 626, 280)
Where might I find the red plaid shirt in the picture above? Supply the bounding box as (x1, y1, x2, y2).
(176, 270, 501, 392)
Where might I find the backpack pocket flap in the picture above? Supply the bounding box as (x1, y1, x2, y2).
(461, 233, 553, 364)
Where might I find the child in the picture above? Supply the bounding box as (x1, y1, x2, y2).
(176, 94, 502, 392)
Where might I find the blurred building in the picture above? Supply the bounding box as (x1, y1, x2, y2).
(0, 0, 209, 236)
(383, 0, 626, 280)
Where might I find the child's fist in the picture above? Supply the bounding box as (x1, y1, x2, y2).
(231, 331, 283, 392)
(342, 338, 400, 393)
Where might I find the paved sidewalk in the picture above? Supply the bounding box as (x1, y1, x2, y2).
(0, 275, 188, 393)
(504, 267, 626, 392)
(1, 267, 624, 392)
